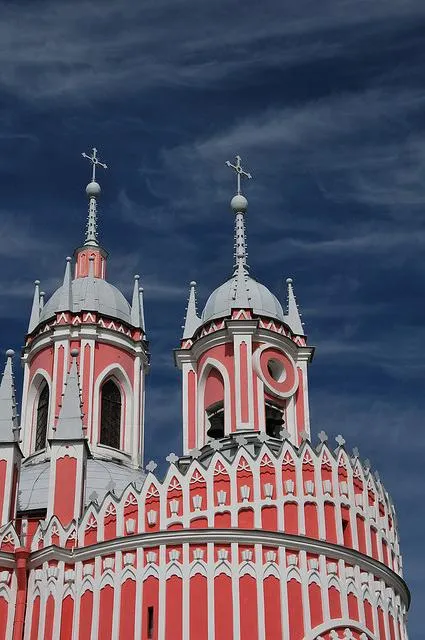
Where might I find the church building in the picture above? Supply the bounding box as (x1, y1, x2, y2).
(0, 149, 409, 638)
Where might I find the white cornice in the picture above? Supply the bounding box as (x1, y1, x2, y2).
(27, 528, 410, 607)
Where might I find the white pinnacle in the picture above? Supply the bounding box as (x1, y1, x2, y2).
(54, 349, 85, 440)
(0, 350, 19, 442)
(182, 281, 201, 339)
(57, 257, 73, 312)
(131, 275, 142, 329)
(284, 278, 304, 336)
(27, 280, 41, 334)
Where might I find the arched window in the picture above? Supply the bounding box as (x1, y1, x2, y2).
(100, 379, 121, 449)
(265, 400, 284, 438)
(204, 367, 225, 440)
(35, 382, 49, 451)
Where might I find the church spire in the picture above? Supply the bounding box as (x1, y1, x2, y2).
(81, 147, 107, 247)
(226, 155, 252, 275)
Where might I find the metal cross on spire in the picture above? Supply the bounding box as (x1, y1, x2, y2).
(82, 147, 107, 183)
(225, 155, 252, 194)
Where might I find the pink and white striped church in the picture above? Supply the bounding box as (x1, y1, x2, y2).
(0, 150, 409, 639)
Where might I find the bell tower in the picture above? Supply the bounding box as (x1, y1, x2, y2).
(175, 156, 314, 454)
(20, 148, 149, 470)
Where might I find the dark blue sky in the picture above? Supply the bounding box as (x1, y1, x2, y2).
(0, 0, 424, 631)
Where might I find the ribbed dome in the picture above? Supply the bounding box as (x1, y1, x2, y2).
(18, 459, 146, 511)
(201, 274, 285, 323)
(39, 277, 132, 324)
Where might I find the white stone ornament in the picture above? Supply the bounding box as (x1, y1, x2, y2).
(335, 434, 346, 447)
(124, 553, 135, 566)
(257, 432, 269, 442)
(322, 479, 332, 494)
(318, 430, 328, 443)
(263, 483, 273, 499)
(339, 481, 348, 496)
(146, 551, 157, 564)
(147, 510, 157, 526)
(304, 480, 314, 495)
(193, 548, 204, 561)
(125, 518, 136, 534)
(88, 491, 98, 504)
(64, 570, 75, 583)
(210, 439, 223, 451)
(280, 427, 290, 440)
(240, 485, 250, 501)
(217, 490, 227, 506)
(235, 434, 247, 447)
(241, 549, 253, 561)
(0, 571, 10, 585)
(166, 452, 179, 465)
(83, 564, 94, 577)
(169, 499, 179, 516)
(299, 430, 309, 441)
(284, 479, 295, 494)
(192, 494, 202, 510)
(190, 448, 202, 459)
(169, 549, 180, 562)
(146, 460, 157, 473)
(103, 557, 114, 570)
(217, 549, 228, 561)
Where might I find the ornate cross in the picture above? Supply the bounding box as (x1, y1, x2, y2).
(82, 147, 107, 182)
(225, 155, 252, 194)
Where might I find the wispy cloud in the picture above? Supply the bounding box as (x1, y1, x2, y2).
(0, 0, 424, 101)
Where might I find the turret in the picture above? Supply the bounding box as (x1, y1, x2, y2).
(175, 155, 313, 454)
(18, 148, 148, 521)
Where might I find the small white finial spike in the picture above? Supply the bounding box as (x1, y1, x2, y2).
(182, 281, 201, 339)
(28, 280, 41, 334)
(285, 277, 304, 336)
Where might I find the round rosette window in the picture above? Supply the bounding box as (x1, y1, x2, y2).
(254, 346, 298, 398)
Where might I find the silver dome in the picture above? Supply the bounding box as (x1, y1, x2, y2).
(201, 275, 285, 323)
(39, 277, 132, 324)
(18, 458, 146, 512)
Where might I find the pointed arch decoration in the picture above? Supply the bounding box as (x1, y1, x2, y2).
(99, 378, 121, 448)
(35, 380, 49, 451)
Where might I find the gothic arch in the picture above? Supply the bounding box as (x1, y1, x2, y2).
(27, 371, 52, 453)
(92, 364, 133, 455)
(197, 358, 231, 446)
